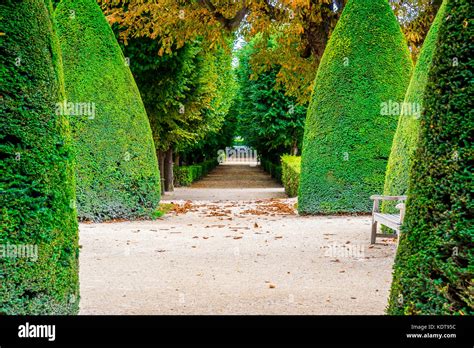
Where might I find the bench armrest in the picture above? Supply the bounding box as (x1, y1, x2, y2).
(396, 203, 406, 223)
(370, 195, 408, 201)
(371, 195, 407, 214)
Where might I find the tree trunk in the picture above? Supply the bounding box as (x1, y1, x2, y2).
(291, 139, 299, 156)
(158, 150, 165, 195)
(164, 147, 174, 192)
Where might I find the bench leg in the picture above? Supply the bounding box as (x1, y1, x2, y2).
(371, 220, 377, 244)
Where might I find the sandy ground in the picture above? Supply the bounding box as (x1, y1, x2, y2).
(79, 198, 397, 315)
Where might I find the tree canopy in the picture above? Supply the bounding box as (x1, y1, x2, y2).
(100, 0, 440, 104)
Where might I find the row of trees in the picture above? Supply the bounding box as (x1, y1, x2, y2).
(118, 36, 237, 192)
(233, 36, 307, 163)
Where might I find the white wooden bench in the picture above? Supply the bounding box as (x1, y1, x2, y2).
(370, 195, 407, 244)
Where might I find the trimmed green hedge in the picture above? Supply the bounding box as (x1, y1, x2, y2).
(174, 159, 218, 187)
(261, 158, 282, 183)
(298, 0, 412, 214)
(281, 156, 301, 198)
(0, 0, 79, 314)
(382, 1, 447, 214)
(55, 0, 161, 222)
(388, 0, 473, 315)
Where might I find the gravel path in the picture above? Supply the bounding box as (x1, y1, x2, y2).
(79, 197, 397, 315)
(79, 164, 396, 314)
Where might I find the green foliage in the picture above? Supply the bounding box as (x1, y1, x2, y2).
(174, 160, 219, 187)
(281, 156, 302, 198)
(383, 1, 447, 214)
(55, 0, 161, 221)
(177, 45, 239, 162)
(121, 36, 235, 156)
(298, 0, 413, 214)
(235, 38, 307, 163)
(0, 0, 79, 314)
(388, 0, 473, 315)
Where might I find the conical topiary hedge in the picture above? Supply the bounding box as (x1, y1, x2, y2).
(388, 0, 473, 315)
(0, 0, 79, 314)
(55, 0, 161, 221)
(298, 0, 412, 214)
(382, 1, 447, 213)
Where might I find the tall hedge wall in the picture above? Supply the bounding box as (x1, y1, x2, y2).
(55, 0, 161, 221)
(382, 1, 447, 213)
(298, 0, 412, 214)
(174, 159, 219, 187)
(0, 0, 79, 314)
(261, 158, 283, 184)
(388, 0, 473, 315)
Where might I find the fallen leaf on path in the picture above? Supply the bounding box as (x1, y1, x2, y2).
(172, 201, 194, 214)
